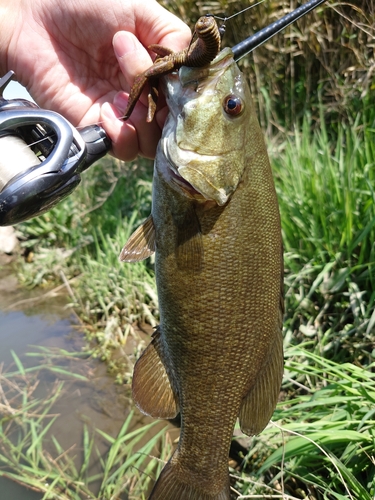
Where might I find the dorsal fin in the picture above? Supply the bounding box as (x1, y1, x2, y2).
(119, 214, 156, 262)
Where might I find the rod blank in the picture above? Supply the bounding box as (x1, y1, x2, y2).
(231, 0, 327, 61)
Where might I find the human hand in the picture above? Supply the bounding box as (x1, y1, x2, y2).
(0, 0, 191, 160)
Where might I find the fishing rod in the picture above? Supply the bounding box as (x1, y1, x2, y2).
(0, 0, 326, 226)
(232, 0, 327, 60)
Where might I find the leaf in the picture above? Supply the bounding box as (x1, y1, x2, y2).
(259, 430, 372, 473)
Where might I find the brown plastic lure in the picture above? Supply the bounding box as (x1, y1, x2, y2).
(123, 15, 221, 122)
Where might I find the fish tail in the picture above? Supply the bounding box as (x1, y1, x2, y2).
(149, 458, 230, 500)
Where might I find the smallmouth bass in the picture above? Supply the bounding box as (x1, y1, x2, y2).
(121, 47, 284, 500)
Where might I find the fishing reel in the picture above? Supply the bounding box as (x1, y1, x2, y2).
(0, 71, 111, 226)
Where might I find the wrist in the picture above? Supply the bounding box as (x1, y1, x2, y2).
(0, 0, 22, 76)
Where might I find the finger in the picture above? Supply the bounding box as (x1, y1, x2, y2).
(113, 31, 152, 108)
(135, 0, 191, 50)
(100, 101, 139, 161)
(155, 105, 169, 131)
(114, 91, 161, 158)
(101, 95, 162, 161)
(127, 103, 162, 159)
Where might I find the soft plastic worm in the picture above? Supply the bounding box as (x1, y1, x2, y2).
(123, 15, 221, 122)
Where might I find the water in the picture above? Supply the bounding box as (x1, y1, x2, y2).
(0, 480, 42, 500)
(0, 309, 75, 364)
(0, 261, 145, 499)
(0, 308, 80, 499)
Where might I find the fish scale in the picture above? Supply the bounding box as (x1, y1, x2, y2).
(121, 48, 283, 499)
(119, 2, 326, 496)
(152, 160, 281, 497)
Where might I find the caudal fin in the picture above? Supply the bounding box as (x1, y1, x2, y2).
(149, 458, 230, 500)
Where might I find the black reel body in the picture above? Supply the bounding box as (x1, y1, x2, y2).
(0, 71, 111, 226)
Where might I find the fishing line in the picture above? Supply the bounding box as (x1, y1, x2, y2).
(213, 0, 265, 22)
(211, 0, 266, 40)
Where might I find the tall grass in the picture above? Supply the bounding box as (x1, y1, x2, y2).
(233, 348, 375, 499)
(0, 348, 172, 500)
(271, 104, 375, 364)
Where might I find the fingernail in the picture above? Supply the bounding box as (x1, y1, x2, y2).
(113, 32, 131, 59)
(101, 101, 121, 121)
(113, 91, 129, 115)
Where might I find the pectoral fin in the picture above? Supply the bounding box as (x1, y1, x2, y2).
(132, 327, 179, 419)
(239, 329, 283, 436)
(120, 215, 156, 262)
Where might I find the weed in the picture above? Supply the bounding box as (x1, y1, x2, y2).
(233, 348, 375, 499)
(273, 108, 375, 364)
(0, 348, 172, 500)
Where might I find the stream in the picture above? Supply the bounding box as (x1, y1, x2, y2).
(0, 256, 163, 499)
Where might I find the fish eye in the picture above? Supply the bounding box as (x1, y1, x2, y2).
(223, 95, 243, 116)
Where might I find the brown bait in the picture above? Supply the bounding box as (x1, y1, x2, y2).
(123, 15, 221, 122)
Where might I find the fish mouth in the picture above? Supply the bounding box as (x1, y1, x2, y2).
(166, 157, 232, 205)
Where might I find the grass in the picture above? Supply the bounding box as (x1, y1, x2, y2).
(232, 347, 375, 499)
(6, 100, 374, 498)
(272, 102, 375, 366)
(0, 347, 173, 500)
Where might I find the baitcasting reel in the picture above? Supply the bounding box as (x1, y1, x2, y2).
(0, 71, 111, 226)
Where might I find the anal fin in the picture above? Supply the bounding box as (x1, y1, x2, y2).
(132, 327, 179, 419)
(239, 328, 284, 436)
(120, 214, 156, 262)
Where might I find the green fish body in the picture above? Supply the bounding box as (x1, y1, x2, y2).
(121, 48, 284, 500)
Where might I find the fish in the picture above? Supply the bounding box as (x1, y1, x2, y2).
(120, 46, 284, 500)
